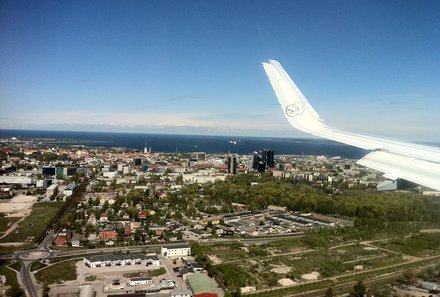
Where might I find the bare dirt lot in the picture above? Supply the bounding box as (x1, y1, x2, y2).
(0, 195, 37, 240)
(0, 195, 37, 217)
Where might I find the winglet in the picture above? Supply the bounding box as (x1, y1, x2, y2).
(262, 60, 440, 191)
(262, 60, 327, 134)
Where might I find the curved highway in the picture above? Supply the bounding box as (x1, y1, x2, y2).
(15, 230, 55, 297)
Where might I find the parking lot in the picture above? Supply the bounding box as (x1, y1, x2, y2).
(74, 254, 189, 296)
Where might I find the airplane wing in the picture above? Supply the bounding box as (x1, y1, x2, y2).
(262, 59, 440, 191)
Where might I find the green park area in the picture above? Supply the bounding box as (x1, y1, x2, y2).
(192, 227, 440, 294)
(375, 232, 440, 257)
(35, 258, 79, 284)
(148, 267, 166, 277)
(0, 215, 20, 235)
(182, 176, 440, 295)
(0, 202, 63, 245)
(0, 261, 18, 286)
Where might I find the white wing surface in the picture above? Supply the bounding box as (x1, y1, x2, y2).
(262, 59, 440, 191)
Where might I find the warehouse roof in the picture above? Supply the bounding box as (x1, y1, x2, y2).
(164, 243, 190, 249)
(84, 253, 157, 262)
(186, 273, 216, 295)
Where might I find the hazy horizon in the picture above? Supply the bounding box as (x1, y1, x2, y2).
(2, 128, 440, 147)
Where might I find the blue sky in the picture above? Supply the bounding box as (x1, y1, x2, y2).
(1, 0, 439, 141)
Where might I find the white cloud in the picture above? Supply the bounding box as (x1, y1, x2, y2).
(1, 106, 438, 141)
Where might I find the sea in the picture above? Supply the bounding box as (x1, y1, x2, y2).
(0, 129, 367, 159)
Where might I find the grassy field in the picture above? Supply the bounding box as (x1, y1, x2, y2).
(148, 267, 166, 277)
(336, 256, 440, 283)
(194, 225, 440, 294)
(30, 261, 48, 272)
(49, 253, 102, 263)
(0, 262, 18, 286)
(375, 233, 440, 257)
(0, 216, 20, 234)
(0, 243, 34, 256)
(250, 280, 334, 297)
(8, 261, 22, 272)
(200, 237, 413, 291)
(35, 258, 79, 284)
(204, 242, 249, 262)
(0, 202, 63, 243)
(263, 237, 307, 253)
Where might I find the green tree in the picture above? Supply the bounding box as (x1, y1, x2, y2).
(325, 286, 334, 297)
(42, 282, 50, 297)
(350, 280, 366, 297)
(224, 290, 242, 297)
(366, 285, 392, 297)
(5, 284, 26, 297)
(137, 176, 146, 185)
(402, 269, 417, 285)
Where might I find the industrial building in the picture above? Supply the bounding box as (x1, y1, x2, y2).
(0, 175, 35, 185)
(227, 154, 237, 174)
(186, 273, 218, 297)
(127, 276, 153, 286)
(62, 183, 76, 197)
(161, 244, 191, 257)
(83, 254, 160, 268)
(263, 150, 275, 167)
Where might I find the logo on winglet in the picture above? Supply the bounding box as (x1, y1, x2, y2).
(285, 103, 305, 117)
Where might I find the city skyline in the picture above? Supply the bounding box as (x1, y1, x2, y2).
(1, 0, 439, 141)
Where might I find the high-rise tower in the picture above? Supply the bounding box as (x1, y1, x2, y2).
(227, 154, 237, 174)
(262, 150, 275, 167)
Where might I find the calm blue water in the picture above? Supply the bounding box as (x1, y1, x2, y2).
(0, 129, 367, 158)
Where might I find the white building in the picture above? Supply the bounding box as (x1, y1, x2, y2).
(182, 170, 227, 184)
(128, 276, 153, 286)
(122, 165, 131, 174)
(103, 171, 119, 178)
(84, 254, 160, 268)
(161, 244, 191, 257)
(71, 240, 80, 247)
(62, 183, 76, 197)
(0, 175, 35, 185)
(36, 180, 49, 189)
(46, 184, 58, 199)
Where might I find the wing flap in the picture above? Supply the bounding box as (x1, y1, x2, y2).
(357, 151, 440, 190)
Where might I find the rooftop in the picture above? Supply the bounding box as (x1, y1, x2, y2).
(84, 253, 157, 262)
(186, 273, 217, 295)
(164, 243, 190, 249)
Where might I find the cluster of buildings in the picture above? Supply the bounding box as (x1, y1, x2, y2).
(1, 137, 375, 250)
(1, 136, 387, 192)
(81, 243, 220, 297)
(2, 137, 433, 250)
(393, 279, 440, 297)
(216, 206, 345, 237)
(3, 137, 440, 297)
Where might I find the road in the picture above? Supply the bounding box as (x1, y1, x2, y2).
(19, 262, 38, 297)
(8, 232, 304, 296)
(11, 180, 86, 296)
(8, 230, 439, 297)
(14, 230, 55, 297)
